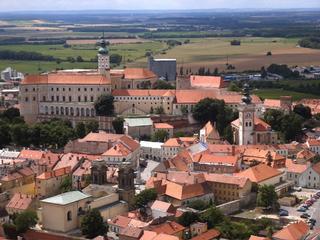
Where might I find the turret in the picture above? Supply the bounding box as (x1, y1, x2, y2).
(97, 34, 110, 75)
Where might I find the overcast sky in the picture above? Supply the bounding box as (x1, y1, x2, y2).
(0, 0, 319, 11)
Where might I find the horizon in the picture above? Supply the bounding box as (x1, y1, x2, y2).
(0, 0, 319, 12)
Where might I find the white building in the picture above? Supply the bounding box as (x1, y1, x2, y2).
(140, 141, 163, 161)
(1, 67, 24, 81)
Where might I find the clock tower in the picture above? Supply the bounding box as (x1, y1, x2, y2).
(238, 84, 255, 145)
(97, 34, 110, 76)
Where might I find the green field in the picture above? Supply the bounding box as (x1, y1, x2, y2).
(253, 89, 320, 101)
(0, 41, 167, 74)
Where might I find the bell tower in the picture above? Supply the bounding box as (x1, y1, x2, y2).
(238, 83, 255, 145)
(97, 33, 110, 76)
(91, 159, 107, 185)
(118, 167, 135, 209)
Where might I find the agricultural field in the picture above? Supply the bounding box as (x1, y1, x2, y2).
(253, 89, 320, 101)
(0, 41, 167, 74)
(131, 37, 320, 72)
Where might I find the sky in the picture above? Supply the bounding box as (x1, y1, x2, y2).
(0, 0, 319, 11)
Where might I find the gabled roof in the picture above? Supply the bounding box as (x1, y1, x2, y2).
(154, 123, 174, 129)
(148, 221, 185, 235)
(112, 89, 175, 97)
(193, 153, 238, 167)
(80, 131, 123, 143)
(201, 121, 220, 141)
(272, 221, 309, 240)
(235, 164, 282, 183)
(190, 75, 226, 89)
(125, 118, 153, 127)
(165, 181, 210, 200)
(6, 193, 33, 211)
(151, 200, 174, 213)
(109, 215, 131, 228)
(264, 99, 281, 108)
(18, 149, 43, 160)
(285, 159, 308, 174)
(22, 72, 111, 85)
(204, 173, 250, 188)
(124, 68, 157, 80)
(41, 191, 91, 205)
(249, 236, 270, 240)
(191, 228, 220, 240)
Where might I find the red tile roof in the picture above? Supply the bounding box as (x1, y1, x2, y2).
(112, 89, 175, 97)
(286, 159, 308, 174)
(22, 72, 111, 85)
(154, 123, 174, 129)
(19, 149, 44, 160)
(191, 229, 220, 240)
(37, 166, 71, 180)
(204, 173, 250, 188)
(190, 75, 226, 89)
(235, 164, 282, 183)
(193, 153, 238, 166)
(249, 236, 270, 240)
(80, 131, 123, 143)
(124, 68, 157, 80)
(148, 221, 185, 235)
(109, 215, 131, 228)
(151, 200, 174, 213)
(6, 193, 33, 211)
(272, 221, 309, 240)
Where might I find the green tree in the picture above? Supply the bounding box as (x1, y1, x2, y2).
(187, 199, 211, 211)
(76, 56, 84, 62)
(152, 129, 169, 142)
(75, 122, 86, 138)
(85, 120, 99, 133)
(228, 82, 240, 92)
(153, 80, 175, 89)
(199, 206, 224, 229)
(112, 117, 124, 134)
(178, 212, 199, 227)
(81, 209, 107, 239)
(280, 113, 304, 142)
(1, 107, 20, 120)
(155, 106, 165, 115)
(256, 185, 279, 210)
(134, 188, 157, 208)
(59, 176, 73, 193)
(264, 109, 284, 131)
(218, 219, 253, 240)
(14, 210, 38, 233)
(3, 223, 18, 239)
(110, 54, 122, 65)
(94, 94, 115, 116)
(10, 123, 30, 146)
(0, 121, 11, 147)
(293, 104, 312, 119)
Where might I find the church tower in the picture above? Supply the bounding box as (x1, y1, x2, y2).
(91, 159, 107, 185)
(97, 34, 110, 76)
(118, 167, 135, 209)
(238, 83, 255, 145)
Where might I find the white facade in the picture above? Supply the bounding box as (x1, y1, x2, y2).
(238, 103, 255, 145)
(298, 167, 320, 189)
(140, 141, 163, 161)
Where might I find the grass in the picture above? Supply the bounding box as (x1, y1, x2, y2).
(253, 89, 320, 101)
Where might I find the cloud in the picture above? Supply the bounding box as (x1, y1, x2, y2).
(0, 0, 319, 11)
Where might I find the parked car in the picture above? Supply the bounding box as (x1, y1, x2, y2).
(300, 213, 310, 219)
(308, 218, 316, 224)
(279, 211, 289, 216)
(301, 204, 309, 209)
(297, 207, 307, 212)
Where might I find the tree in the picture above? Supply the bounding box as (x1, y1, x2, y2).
(178, 212, 199, 227)
(75, 122, 86, 138)
(256, 185, 279, 210)
(76, 56, 84, 62)
(110, 54, 122, 65)
(3, 223, 18, 239)
(60, 176, 73, 193)
(280, 113, 304, 142)
(133, 188, 157, 208)
(85, 120, 99, 133)
(152, 130, 169, 142)
(153, 80, 175, 89)
(293, 104, 312, 119)
(199, 206, 225, 229)
(264, 109, 284, 131)
(261, 66, 268, 78)
(228, 82, 240, 92)
(0, 121, 11, 147)
(187, 199, 211, 211)
(81, 209, 107, 239)
(94, 94, 114, 116)
(14, 210, 38, 233)
(112, 117, 124, 134)
(155, 106, 164, 115)
(1, 107, 20, 120)
(10, 123, 30, 146)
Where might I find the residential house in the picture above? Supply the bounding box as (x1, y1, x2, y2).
(6, 193, 35, 215)
(272, 221, 309, 240)
(199, 121, 221, 144)
(151, 200, 176, 219)
(124, 118, 153, 139)
(147, 221, 186, 240)
(161, 137, 197, 161)
(140, 141, 163, 161)
(285, 159, 308, 186)
(153, 123, 174, 139)
(72, 159, 91, 190)
(306, 139, 320, 154)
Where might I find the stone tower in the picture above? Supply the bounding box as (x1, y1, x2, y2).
(118, 167, 135, 208)
(97, 34, 110, 76)
(91, 159, 107, 185)
(238, 83, 255, 145)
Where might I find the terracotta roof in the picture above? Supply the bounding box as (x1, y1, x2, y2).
(151, 200, 173, 213)
(109, 215, 131, 228)
(201, 121, 220, 140)
(21, 72, 111, 85)
(17, 167, 35, 177)
(296, 149, 316, 160)
(272, 221, 309, 240)
(6, 193, 33, 211)
(103, 142, 131, 157)
(112, 89, 175, 97)
(235, 164, 282, 183)
(308, 139, 320, 147)
(154, 123, 174, 129)
(232, 117, 271, 132)
(285, 159, 308, 174)
(191, 229, 220, 240)
(249, 236, 270, 240)
(165, 181, 210, 200)
(152, 233, 180, 240)
(124, 68, 157, 80)
(148, 221, 185, 235)
(193, 153, 239, 166)
(80, 131, 123, 143)
(19, 149, 43, 160)
(37, 166, 71, 180)
(1, 172, 23, 182)
(162, 137, 197, 147)
(72, 160, 91, 177)
(120, 226, 143, 238)
(204, 173, 250, 188)
(140, 230, 157, 240)
(190, 75, 226, 89)
(54, 153, 98, 171)
(264, 99, 281, 108)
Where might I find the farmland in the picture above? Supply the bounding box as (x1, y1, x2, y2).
(131, 37, 320, 72)
(253, 89, 320, 101)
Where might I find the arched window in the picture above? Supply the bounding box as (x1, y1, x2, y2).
(45, 106, 48, 115)
(81, 108, 84, 116)
(76, 108, 79, 116)
(91, 109, 95, 117)
(50, 106, 54, 115)
(67, 211, 72, 221)
(66, 107, 69, 116)
(86, 108, 90, 117)
(70, 107, 74, 116)
(60, 107, 64, 115)
(55, 107, 59, 115)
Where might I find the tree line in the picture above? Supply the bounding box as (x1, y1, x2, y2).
(0, 108, 99, 149)
(299, 37, 320, 50)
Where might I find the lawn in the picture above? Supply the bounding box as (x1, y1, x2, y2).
(253, 89, 320, 101)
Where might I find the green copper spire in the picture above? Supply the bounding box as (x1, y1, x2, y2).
(242, 83, 252, 104)
(98, 32, 108, 54)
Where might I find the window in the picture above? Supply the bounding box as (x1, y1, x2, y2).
(69, 96, 72, 102)
(51, 96, 54, 101)
(67, 211, 72, 221)
(25, 97, 29, 102)
(43, 96, 46, 101)
(33, 97, 36, 101)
